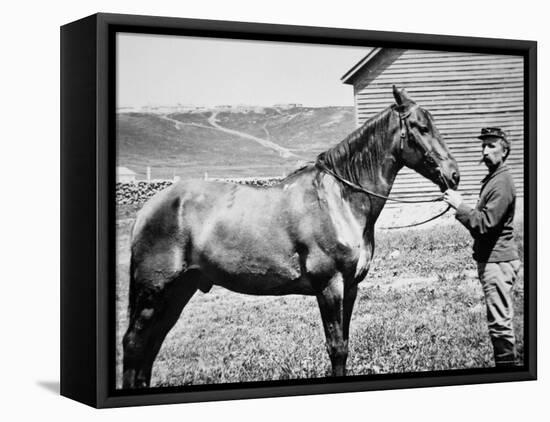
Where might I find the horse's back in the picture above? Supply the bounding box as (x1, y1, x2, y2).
(131, 177, 296, 256)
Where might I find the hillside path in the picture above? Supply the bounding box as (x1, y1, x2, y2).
(207, 112, 298, 159)
(159, 114, 214, 132)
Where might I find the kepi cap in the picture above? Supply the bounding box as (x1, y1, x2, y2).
(478, 127, 507, 142)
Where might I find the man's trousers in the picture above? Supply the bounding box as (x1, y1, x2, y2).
(477, 260, 522, 367)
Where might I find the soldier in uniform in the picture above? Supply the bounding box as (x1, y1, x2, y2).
(444, 127, 521, 368)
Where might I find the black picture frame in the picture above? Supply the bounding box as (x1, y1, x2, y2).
(60, 12, 537, 408)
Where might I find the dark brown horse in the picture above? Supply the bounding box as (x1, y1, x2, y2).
(122, 87, 460, 388)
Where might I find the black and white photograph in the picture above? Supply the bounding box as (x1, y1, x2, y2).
(5, 0, 549, 418)
(114, 33, 528, 390)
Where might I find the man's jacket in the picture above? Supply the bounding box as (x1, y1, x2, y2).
(455, 164, 519, 263)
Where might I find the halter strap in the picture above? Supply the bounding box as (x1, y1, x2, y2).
(315, 159, 443, 204)
(379, 205, 451, 230)
(317, 107, 445, 203)
(398, 109, 410, 151)
(316, 106, 452, 228)
(397, 107, 441, 162)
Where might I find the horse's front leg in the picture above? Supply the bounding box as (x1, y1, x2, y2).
(343, 282, 358, 348)
(317, 273, 351, 376)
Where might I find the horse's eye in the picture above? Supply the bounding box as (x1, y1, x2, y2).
(418, 126, 429, 134)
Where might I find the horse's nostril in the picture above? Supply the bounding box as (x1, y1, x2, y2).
(451, 171, 460, 186)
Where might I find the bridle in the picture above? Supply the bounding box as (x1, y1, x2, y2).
(397, 106, 449, 188)
(316, 106, 452, 229)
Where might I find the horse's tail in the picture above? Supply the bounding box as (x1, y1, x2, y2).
(127, 251, 136, 321)
(127, 218, 139, 323)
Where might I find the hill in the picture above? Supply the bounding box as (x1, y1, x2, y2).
(116, 106, 356, 180)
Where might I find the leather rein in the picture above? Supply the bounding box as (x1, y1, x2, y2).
(316, 107, 451, 230)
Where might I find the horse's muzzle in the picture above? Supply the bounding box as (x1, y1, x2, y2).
(437, 162, 460, 191)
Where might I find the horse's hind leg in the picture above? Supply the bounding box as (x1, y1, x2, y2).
(122, 255, 198, 389)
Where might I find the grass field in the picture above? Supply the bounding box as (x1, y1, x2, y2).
(115, 207, 524, 388)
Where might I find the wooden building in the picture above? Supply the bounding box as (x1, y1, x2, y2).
(341, 48, 524, 206)
(117, 166, 137, 183)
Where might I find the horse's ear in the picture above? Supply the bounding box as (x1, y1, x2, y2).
(392, 85, 415, 107)
(392, 85, 403, 105)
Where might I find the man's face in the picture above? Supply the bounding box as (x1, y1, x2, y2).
(482, 138, 506, 170)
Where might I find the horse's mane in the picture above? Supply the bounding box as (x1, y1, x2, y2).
(316, 105, 394, 185)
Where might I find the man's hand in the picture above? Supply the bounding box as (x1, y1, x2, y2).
(443, 189, 463, 210)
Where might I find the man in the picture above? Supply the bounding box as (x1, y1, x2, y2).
(444, 127, 521, 368)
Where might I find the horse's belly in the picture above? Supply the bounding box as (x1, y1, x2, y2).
(215, 273, 316, 296)
(189, 201, 318, 294)
(195, 249, 315, 295)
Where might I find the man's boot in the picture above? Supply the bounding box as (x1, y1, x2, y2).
(491, 337, 516, 368)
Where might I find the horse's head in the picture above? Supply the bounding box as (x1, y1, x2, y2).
(391, 86, 459, 191)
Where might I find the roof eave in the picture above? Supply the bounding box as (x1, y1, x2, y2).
(340, 47, 383, 85)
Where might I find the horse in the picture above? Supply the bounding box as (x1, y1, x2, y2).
(122, 86, 460, 388)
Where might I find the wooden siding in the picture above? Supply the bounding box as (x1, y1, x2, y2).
(351, 49, 524, 207)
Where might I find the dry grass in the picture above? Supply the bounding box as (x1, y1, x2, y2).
(115, 211, 524, 388)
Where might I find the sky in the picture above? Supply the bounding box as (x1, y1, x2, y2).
(116, 33, 369, 108)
